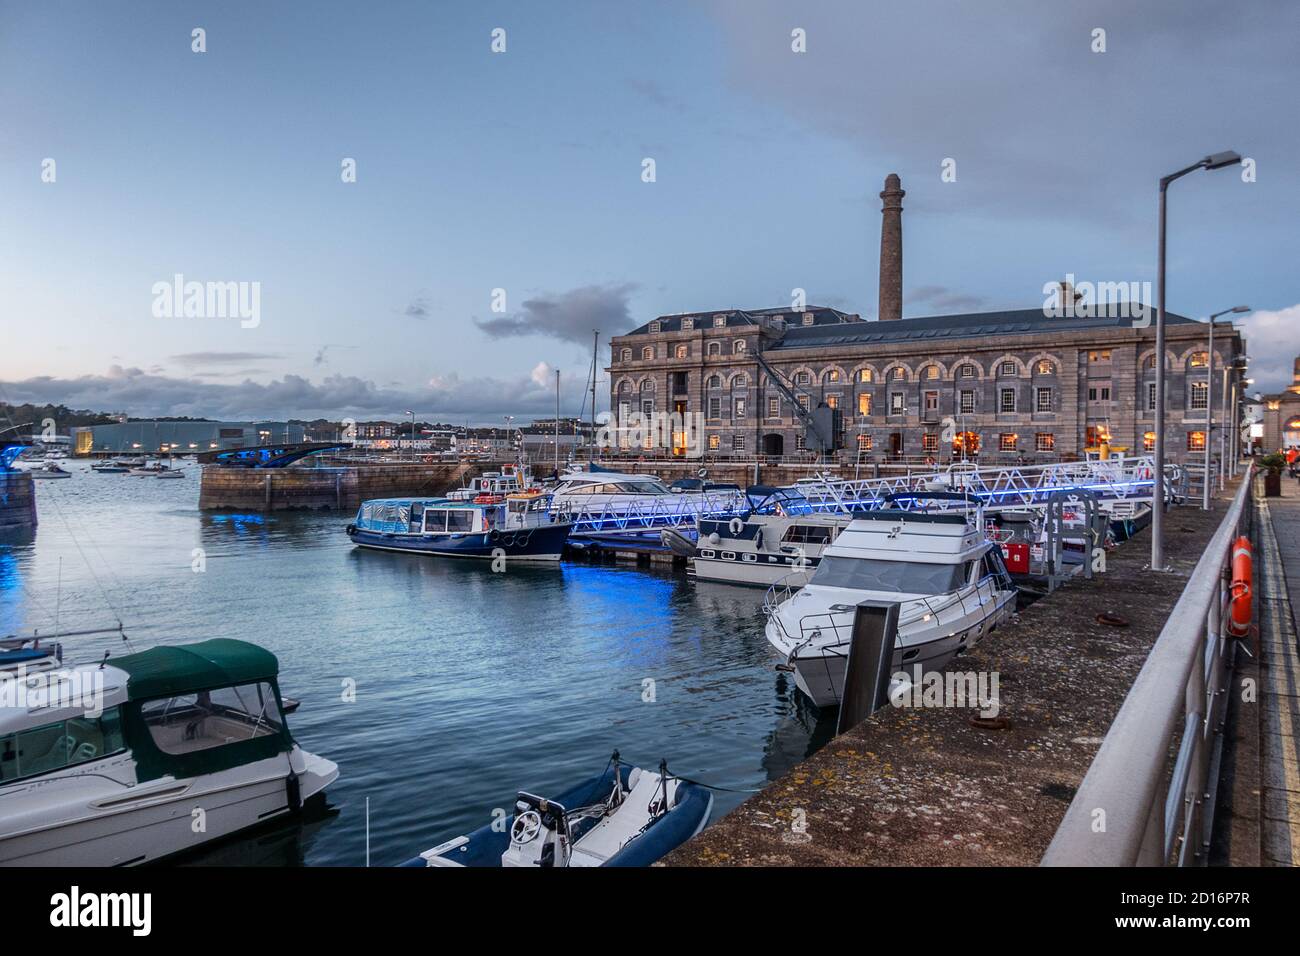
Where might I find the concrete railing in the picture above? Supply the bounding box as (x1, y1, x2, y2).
(1041, 467, 1253, 866)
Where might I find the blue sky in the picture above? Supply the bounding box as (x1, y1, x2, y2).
(2, 0, 1297, 420)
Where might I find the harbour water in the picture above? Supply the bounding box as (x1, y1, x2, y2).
(0, 464, 833, 866)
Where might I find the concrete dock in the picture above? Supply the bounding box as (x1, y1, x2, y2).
(666, 480, 1253, 866)
(198, 460, 480, 511)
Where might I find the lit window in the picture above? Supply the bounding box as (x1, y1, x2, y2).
(707, 434, 720, 450)
(1187, 431, 1206, 451)
(999, 434, 1018, 452)
(1089, 349, 1111, 363)
(858, 393, 872, 416)
(674, 344, 688, 359)
(1035, 433, 1055, 452)
(1143, 432, 1156, 452)
(858, 369, 873, 383)
(824, 368, 840, 383)
(891, 366, 906, 380)
(797, 395, 810, 411)
(767, 397, 779, 418)
(857, 434, 873, 450)
(925, 365, 939, 380)
(1036, 359, 1054, 375)
(1189, 352, 1208, 368)
(922, 433, 938, 453)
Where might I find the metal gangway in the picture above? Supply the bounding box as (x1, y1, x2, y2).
(555, 455, 1168, 540)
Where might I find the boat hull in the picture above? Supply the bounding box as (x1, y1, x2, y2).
(692, 554, 815, 588)
(0, 750, 338, 867)
(348, 522, 571, 561)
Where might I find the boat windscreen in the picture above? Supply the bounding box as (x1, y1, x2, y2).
(810, 556, 970, 594)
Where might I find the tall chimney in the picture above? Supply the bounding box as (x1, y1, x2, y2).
(878, 173, 904, 321)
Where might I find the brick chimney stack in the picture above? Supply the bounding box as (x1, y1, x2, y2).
(878, 173, 905, 321)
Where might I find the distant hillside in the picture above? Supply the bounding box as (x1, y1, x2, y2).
(0, 402, 120, 432)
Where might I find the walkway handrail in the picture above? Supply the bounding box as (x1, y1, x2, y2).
(1041, 466, 1253, 866)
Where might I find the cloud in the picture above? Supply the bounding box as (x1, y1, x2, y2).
(404, 296, 430, 319)
(474, 282, 639, 345)
(908, 285, 987, 313)
(169, 351, 285, 365)
(1, 365, 588, 423)
(1237, 305, 1300, 396)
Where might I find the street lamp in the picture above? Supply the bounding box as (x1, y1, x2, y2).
(1202, 305, 1250, 510)
(1151, 149, 1241, 571)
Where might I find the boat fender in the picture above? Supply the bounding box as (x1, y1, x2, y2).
(345, 523, 357, 536)
(488, 529, 501, 544)
(1228, 535, 1252, 638)
(708, 532, 720, 546)
(285, 771, 303, 813)
(754, 528, 763, 549)
(728, 517, 744, 535)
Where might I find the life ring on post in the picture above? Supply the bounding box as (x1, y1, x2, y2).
(1228, 536, 1252, 639)
(728, 517, 745, 535)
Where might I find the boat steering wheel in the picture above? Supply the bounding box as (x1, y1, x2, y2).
(511, 810, 542, 844)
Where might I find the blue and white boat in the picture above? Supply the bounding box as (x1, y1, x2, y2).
(346, 491, 572, 561)
(400, 753, 712, 868)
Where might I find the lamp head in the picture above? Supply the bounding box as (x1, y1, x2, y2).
(1231, 305, 1251, 313)
(1203, 151, 1242, 170)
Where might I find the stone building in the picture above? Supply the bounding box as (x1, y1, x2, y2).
(1259, 357, 1300, 452)
(605, 173, 1246, 464)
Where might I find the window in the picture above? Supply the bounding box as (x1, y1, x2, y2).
(924, 390, 939, 414)
(674, 344, 688, 359)
(1190, 382, 1208, 410)
(620, 348, 631, 362)
(1143, 431, 1156, 452)
(999, 434, 1018, 452)
(890, 392, 905, 415)
(446, 510, 474, 532)
(649, 321, 660, 333)
(824, 368, 841, 383)
(732, 435, 746, 451)
(922, 432, 938, 453)
(141, 683, 283, 756)
(0, 708, 126, 783)
(801, 312, 815, 326)
(856, 433, 872, 451)
(641, 399, 654, 417)
(999, 388, 1016, 412)
(825, 395, 838, 410)
(959, 390, 976, 414)
(858, 369, 873, 383)
(858, 393, 872, 416)
(1189, 352, 1208, 368)
(795, 435, 806, 451)
(707, 342, 721, 356)
(1036, 387, 1053, 413)
(681, 317, 694, 331)
(796, 394, 810, 411)
(811, 556, 969, 594)
(1035, 433, 1055, 452)
(1087, 385, 1111, 402)
(782, 524, 836, 545)
(1088, 349, 1111, 363)
(924, 365, 939, 380)
(1036, 359, 1055, 375)
(1000, 361, 1017, 375)
(732, 373, 747, 388)
(708, 397, 721, 419)
(1143, 354, 1158, 370)
(890, 366, 906, 380)
(706, 374, 721, 389)
(733, 340, 746, 354)
(767, 397, 780, 418)
(960, 363, 976, 377)
(713, 315, 726, 328)
(707, 434, 720, 450)
(1147, 383, 1157, 411)
(1187, 431, 1206, 451)
(795, 371, 811, 385)
(733, 398, 746, 419)
(641, 347, 653, 360)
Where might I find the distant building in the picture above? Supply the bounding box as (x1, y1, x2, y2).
(1258, 357, 1300, 453)
(74, 421, 305, 455)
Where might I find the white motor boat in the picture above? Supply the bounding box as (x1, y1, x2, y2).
(550, 467, 744, 526)
(155, 468, 186, 479)
(689, 511, 850, 587)
(764, 508, 1018, 709)
(0, 638, 338, 866)
(446, 464, 532, 502)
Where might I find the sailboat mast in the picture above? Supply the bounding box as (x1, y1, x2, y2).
(554, 368, 561, 474)
(589, 330, 599, 431)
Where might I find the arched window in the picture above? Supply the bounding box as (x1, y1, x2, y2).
(706, 375, 721, 389)
(959, 363, 977, 378)
(1189, 351, 1209, 368)
(731, 374, 748, 389)
(674, 344, 688, 359)
(890, 366, 906, 381)
(924, 365, 940, 380)
(641, 346, 654, 360)
(733, 339, 747, 354)
(640, 379, 655, 392)
(858, 369, 873, 383)
(620, 348, 631, 362)
(823, 368, 841, 384)
(617, 380, 631, 394)
(706, 341, 721, 356)
(1035, 359, 1056, 375)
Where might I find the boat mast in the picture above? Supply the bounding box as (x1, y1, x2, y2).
(554, 368, 561, 475)
(589, 330, 599, 432)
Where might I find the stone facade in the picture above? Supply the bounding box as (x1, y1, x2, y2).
(1260, 357, 1300, 452)
(607, 307, 1244, 464)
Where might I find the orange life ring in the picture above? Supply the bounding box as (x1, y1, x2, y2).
(1228, 535, 1252, 638)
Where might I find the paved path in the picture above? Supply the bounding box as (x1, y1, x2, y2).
(1257, 477, 1300, 866)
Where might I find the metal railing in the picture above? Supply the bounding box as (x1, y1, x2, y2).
(1041, 466, 1253, 866)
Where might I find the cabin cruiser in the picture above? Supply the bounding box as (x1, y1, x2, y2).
(401, 753, 712, 868)
(90, 459, 129, 473)
(347, 491, 571, 561)
(446, 464, 532, 502)
(550, 466, 743, 526)
(764, 509, 1018, 709)
(128, 460, 175, 476)
(0, 638, 338, 866)
(667, 487, 850, 587)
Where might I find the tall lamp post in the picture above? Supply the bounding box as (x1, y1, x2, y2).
(1202, 306, 1250, 509)
(1151, 150, 1241, 571)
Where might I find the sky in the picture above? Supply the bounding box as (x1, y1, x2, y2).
(2, 0, 1298, 422)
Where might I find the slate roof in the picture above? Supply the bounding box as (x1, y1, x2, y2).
(623, 306, 859, 336)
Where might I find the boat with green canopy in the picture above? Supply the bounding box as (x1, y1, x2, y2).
(0, 638, 338, 866)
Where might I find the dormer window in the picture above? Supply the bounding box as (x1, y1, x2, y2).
(649, 321, 661, 333)
(681, 317, 694, 331)
(713, 315, 727, 328)
(802, 313, 815, 326)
